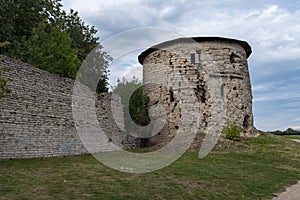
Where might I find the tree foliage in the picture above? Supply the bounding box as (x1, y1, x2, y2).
(0, 0, 110, 91)
(0, 68, 11, 98)
(0, 0, 48, 49)
(113, 77, 151, 129)
(23, 22, 80, 78)
(272, 128, 300, 135)
(62, 9, 99, 62)
(0, 45, 11, 98)
(77, 48, 111, 93)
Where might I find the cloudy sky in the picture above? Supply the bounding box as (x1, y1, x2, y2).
(62, 0, 300, 131)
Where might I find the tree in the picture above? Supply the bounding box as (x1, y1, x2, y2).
(61, 9, 99, 62)
(129, 86, 151, 126)
(0, 0, 55, 56)
(113, 77, 150, 128)
(113, 77, 151, 147)
(0, 0, 110, 91)
(0, 70, 10, 98)
(22, 22, 80, 79)
(0, 42, 11, 98)
(77, 47, 111, 93)
(284, 128, 300, 135)
(58, 8, 112, 92)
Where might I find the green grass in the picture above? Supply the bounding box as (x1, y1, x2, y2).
(1, 132, 300, 199)
(283, 135, 300, 140)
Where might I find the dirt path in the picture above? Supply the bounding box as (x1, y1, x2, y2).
(273, 181, 300, 200)
(272, 139, 300, 200)
(291, 139, 300, 143)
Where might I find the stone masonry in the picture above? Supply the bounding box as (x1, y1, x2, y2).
(0, 36, 256, 159)
(0, 55, 137, 159)
(138, 37, 254, 145)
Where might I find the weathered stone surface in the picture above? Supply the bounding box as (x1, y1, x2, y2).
(0, 36, 256, 159)
(139, 37, 255, 145)
(0, 55, 137, 160)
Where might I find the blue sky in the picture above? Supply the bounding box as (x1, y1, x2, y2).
(62, 0, 300, 131)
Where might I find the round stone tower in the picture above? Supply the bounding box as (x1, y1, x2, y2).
(138, 37, 254, 145)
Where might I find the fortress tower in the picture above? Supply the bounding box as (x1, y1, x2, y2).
(138, 37, 254, 145)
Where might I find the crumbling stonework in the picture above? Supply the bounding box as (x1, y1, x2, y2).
(0, 55, 136, 159)
(138, 37, 254, 145)
(0, 36, 255, 159)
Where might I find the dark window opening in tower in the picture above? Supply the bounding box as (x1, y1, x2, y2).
(190, 53, 195, 64)
(169, 89, 174, 102)
(230, 52, 235, 63)
(196, 85, 206, 103)
(196, 50, 201, 64)
(243, 115, 250, 130)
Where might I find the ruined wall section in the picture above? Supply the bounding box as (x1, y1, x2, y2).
(0, 55, 136, 159)
(141, 39, 254, 145)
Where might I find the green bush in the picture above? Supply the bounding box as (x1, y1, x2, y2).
(0, 67, 11, 98)
(222, 124, 242, 141)
(271, 128, 300, 135)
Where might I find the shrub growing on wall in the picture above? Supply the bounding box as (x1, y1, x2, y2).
(113, 77, 151, 146)
(0, 55, 11, 98)
(113, 77, 151, 127)
(222, 124, 242, 141)
(0, 69, 10, 98)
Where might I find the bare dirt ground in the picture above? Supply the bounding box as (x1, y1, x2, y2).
(291, 139, 300, 143)
(273, 181, 300, 200)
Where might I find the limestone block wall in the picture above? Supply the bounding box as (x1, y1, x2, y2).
(138, 37, 254, 145)
(0, 55, 136, 160)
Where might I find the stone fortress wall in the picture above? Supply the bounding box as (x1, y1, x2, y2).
(0, 36, 255, 159)
(0, 55, 137, 159)
(139, 37, 255, 145)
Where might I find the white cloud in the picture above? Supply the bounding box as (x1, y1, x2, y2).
(62, 0, 300, 131)
(107, 49, 143, 88)
(62, 1, 300, 66)
(101, 28, 184, 89)
(252, 83, 276, 92)
(290, 126, 300, 130)
(109, 61, 143, 88)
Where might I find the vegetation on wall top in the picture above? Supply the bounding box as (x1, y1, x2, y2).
(113, 77, 151, 146)
(0, 68, 11, 99)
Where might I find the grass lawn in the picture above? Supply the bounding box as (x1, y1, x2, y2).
(283, 135, 300, 140)
(1, 132, 300, 199)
